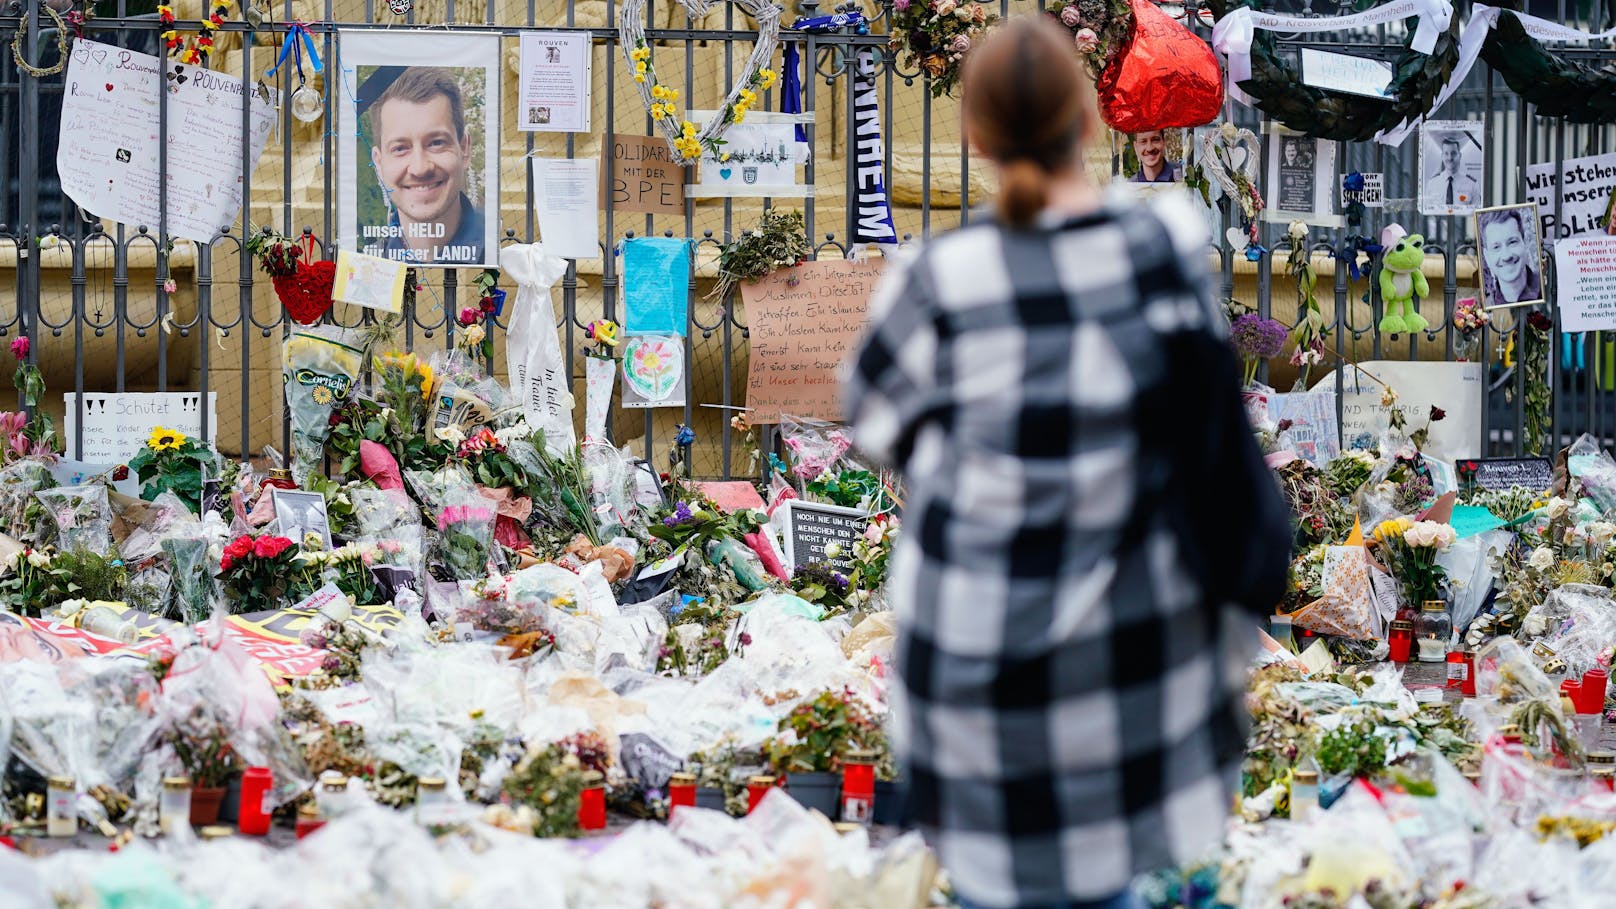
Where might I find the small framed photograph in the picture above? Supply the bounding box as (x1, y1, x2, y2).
(1264, 126, 1339, 226)
(1113, 128, 1187, 185)
(273, 489, 332, 551)
(1419, 120, 1484, 216)
(1474, 203, 1546, 309)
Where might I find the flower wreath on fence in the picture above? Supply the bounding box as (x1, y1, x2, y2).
(1479, 4, 1616, 124)
(887, 0, 996, 99)
(618, 0, 782, 162)
(1209, 0, 1463, 141)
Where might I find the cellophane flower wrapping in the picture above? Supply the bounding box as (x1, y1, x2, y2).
(1568, 432, 1616, 514)
(35, 483, 111, 555)
(0, 657, 160, 804)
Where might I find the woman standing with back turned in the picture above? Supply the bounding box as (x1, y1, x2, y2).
(843, 17, 1291, 909)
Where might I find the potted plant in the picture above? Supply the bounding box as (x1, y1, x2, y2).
(127, 425, 221, 513)
(168, 707, 239, 825)
(764, 687, 884, 817)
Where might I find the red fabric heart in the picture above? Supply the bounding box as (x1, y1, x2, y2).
(1098, 0, 1224, 133)
(271, 259, 336, 325)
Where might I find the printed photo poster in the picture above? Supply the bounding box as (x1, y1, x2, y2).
(1267, 390, 1341, 465)
(337, 30, 501, 268)
(517, 31, 591, 133)
(1474, 203, 1545, 310)
(620, 335, 687, 409)
(57, 39, 278, 243)
(1418, 120, 1484, 217)
(1524, 152, 1616, 242)
(1265, 128, 1338, 226)
(690, 110, 809, 198)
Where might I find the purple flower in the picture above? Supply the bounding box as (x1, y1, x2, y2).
(948, 34, 971, 54)
(738, 632, 753, 646)
(1229, 313, 1287, 360)
(832, 572, 849, 589)
(662, 501, 695, 528)
(893, 0, 910, 9)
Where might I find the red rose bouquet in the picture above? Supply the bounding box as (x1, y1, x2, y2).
(219, 534, 298, 614)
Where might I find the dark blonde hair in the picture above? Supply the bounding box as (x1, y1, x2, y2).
(961, 17, 1096, 227)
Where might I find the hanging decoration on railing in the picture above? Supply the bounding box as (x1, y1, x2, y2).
(265, 22, 325, 124)
(1192, 123, 1267, 260)
(11, 0, 81, 79)
(1207, 0, 1460, 143)
(247, 227, 335, 325)
(886, 0, 997, 97)
(159, 0, 234, 68)
(1376, 225, 1432, 339)
(849, 49, 898, 244)
(1053, 0, 1222, 132)
(618, 0, 782, 162)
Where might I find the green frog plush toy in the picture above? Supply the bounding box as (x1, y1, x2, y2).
(1377, 224, 1429, 336)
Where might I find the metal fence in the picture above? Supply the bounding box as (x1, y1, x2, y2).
(1, 0, 1614, 480)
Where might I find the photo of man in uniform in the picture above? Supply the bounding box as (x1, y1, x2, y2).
(1476, 204, 1544, 308)
(1129, 129, 1181, 183)
(1420, 126, 1483, 215)
(359, 66, 486, 266)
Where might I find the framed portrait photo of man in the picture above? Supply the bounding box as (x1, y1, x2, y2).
(337, 30, 501, 268)
(272, 488, 333, 551)
(1474, 203, 1546, 309)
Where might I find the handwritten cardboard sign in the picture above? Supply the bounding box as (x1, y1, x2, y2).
(603, 134, 685, 216)
(742, 258, 884, 423)
(1470, 457, 1554, 494)
(771, 499, 867, 574)
(1525, 152, 1616, 241)
(62, 392, 218, 463)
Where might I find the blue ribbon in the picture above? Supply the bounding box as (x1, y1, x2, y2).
(790, 11, 866, 32)
(265, 23, 323, 80)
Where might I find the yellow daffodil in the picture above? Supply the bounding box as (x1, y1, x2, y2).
(732, 109, 747, 124)
(148, 426, 186, 452)
(634, 61, 647, 74)
(630, 46, 651, 62)
(681, 120, 697, 138)
(757, 68, 777, 89)
(739, 89, 757, 104)
(650, 102, 667, 119)
(635, 74, 647, 83)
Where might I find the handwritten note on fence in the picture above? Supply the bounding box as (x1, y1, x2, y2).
(57, 40, 277, 243)
(742, 258, 884, 423)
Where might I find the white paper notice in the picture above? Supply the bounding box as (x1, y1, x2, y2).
(1300, 48, 1394, 99)
(57, 40, 277, 243)
(518, 31, 591, 133)
(532, 157, 601, 260)
(1555, 235, 1616, 332)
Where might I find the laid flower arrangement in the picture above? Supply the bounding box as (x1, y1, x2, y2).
(1369, 517, 1456, 609)
(1050, 0, 1131, 79)
(219, 534, 298, 614)
(128, 426, 220, 513)
(764, 686, 886, 775)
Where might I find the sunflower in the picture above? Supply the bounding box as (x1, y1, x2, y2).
(148, 426, 186, 452)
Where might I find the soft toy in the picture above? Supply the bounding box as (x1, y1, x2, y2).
(1377, 225, 1430, 336)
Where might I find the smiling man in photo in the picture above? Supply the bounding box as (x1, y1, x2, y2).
(1479, 206, 1542, 307)
(1129, 128, 1180, 183)
(360, 66, 486, 265)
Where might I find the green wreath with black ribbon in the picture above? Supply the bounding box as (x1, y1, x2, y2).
(1480, 1, 1616, 123)
(1207, 0, 1463, 141)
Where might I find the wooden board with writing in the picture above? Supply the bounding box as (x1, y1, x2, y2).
(772, 499, 867, 575)
(1470, 457, 1554, 493)
(741, 258, 883, 423)
(602, 134, 685, 216)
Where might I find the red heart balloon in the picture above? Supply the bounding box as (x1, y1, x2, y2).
(1098, 0, 1224, 133)
(271, 259, 336, 325)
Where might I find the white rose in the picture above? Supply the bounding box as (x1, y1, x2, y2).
(26, 549, 50, 568)
(823, 542, 842, 559)
(1404, 521, 1450, 548)
(1528, 546, 1556, 572)
(1589, 521, 1616, 546)
(1547, 497, 1572, 520)
(1431, 524, 1456, 550)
